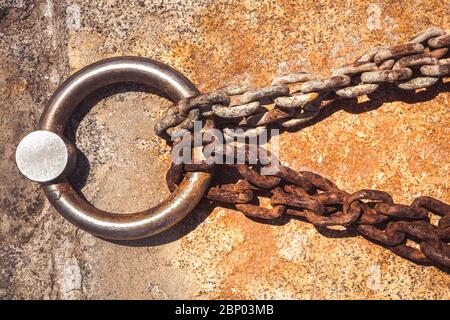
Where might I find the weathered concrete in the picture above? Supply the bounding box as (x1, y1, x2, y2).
(0, 0, 449, 299)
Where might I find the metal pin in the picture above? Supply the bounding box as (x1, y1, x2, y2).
(16, 130, 77, 183)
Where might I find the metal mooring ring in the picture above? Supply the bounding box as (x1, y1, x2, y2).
(15, 57, 212, 240)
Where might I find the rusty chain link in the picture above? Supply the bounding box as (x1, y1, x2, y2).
(160, 27, 450, 269)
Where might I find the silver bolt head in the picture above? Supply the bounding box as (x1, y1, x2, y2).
(15, 130, 76, 183)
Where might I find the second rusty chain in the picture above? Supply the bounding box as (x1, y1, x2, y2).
(166, 144, 450, 269)
(160, 27, 450, 269)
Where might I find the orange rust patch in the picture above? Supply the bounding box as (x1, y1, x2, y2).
(215, 210, 281, 299)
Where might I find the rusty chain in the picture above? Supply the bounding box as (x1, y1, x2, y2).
(167, 147, 450, 269)
(155, 27, 450, 138)
(159, 27, 450, 269)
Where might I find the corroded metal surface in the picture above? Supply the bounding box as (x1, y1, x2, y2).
(0, 0, 449, 299)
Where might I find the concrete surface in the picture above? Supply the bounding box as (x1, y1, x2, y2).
(0, 0, 449, 299)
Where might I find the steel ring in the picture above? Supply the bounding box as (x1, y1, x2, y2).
(16, 56, 212, 240)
